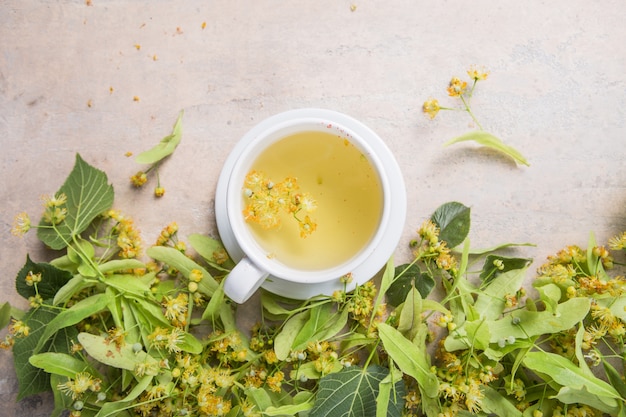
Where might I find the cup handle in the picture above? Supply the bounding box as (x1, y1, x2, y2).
(224, 257, 269, 303)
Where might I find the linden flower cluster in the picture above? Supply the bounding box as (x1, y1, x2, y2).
(536, 240, 626, 355)
(422, 65, 490, 128)
(130, 163, 166, 198)
(102, 209, 143, 259)
(411, 219, 457, 274)
(242, 170, 318, 238)
(10, 193, 69, 237)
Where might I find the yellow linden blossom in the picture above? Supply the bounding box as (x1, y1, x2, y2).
(42, 193, 68, 208)
(162, 293, 189, 326)
(467, 65, 489, 81)
(57, 372, 101, 400)
(608, 231, 626, 250)
(9, 319, 30, 337)
(243, 170, 318, 238)
(447, 77, 467, 97)
(11, 212, 31, 236)
(130, 171, 148, 187)
(422, 98, 441, 119)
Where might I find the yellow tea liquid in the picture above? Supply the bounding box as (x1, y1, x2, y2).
(244, 130, 383, 270)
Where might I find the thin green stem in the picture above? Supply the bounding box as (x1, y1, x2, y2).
(460, 95, 483, 130)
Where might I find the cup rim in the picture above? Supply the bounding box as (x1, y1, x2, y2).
(225, 115, 391, 284)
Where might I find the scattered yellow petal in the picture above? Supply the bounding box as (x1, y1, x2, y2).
(87, 99, 93, 108)
(125, 151, 133, 157)
(152, 54, 158, 61)
(201, 21, 207, 29)
(350, 4, 357, 11)
(134, 44, 141, 50)
(109, 86, 114, 94)
(133, 96, 140, 102)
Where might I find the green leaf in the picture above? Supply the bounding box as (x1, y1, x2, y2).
(461, 242, 536, 255)
(13, 306, 78, 400)
(98, 259, 147, 274)
(309, 365, 405, 417)
(446, 297, 591, 351)
(444, 131, 529, 166)
(78, 332, 158, 372)
(201, 278, 226, 323)
(274, 310, 311, 361)
(397, 286, 422, 341)
(53, 274, 96, 306)
(37, 154, 114, 250)
(15, 256, 72, 301)
(480, 386, 522, 416)
(34, 291, 113, 354)
(473, 267, 527, 320)
(291, 303, 348, 351)
(96, 375, 153, 417)
(0, 302, 11, 329)
(603, 359, 626, 399)
(479, 255, 532, 284)
(386, 264, 434, 307)
(431, 202, 471, 248)
(135, 111, 184, 164)
(188, 233, 235, 271)
(29, 352, 91, 378)
(50, 373, 74, 417)
(523, 351, 622, 401)
(554, 386, 620, 415)
(147, 246, 218, 296)
(377, 323, 438, 398)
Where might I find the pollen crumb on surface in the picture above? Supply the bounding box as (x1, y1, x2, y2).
(133, 96, 140, 102)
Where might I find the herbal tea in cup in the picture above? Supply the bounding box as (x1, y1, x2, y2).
(216, 109, 406, 303)
(242, 130, 383, 270)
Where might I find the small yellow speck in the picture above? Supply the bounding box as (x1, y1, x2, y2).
(109, 86, 114, 94)
(152, 54, 158, 61)
(133, 96, 140, 102)
(350, 4, 357, 11)
(86, 99, 93, 107)
(85, 0, 92, 5)
(134, 44, 141, 50)
(201, 21, 207, 29)
(125, 151, 133, 157)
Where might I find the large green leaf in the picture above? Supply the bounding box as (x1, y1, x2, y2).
(524, 351, 621, 413)
(37, 154, 114, 250)
(13, 306, 78, 400)
(34, 291, 113, 354)
(15, 256, 72, 300)
(29, 352, 91, 379)
(430, 202, 470, 248)
(444, 131, 529, 166)
(309, 365, 405, 417)
(135, 111, 183, 164)
(377, 323, 438, 398)
(78, 332, 158, 372)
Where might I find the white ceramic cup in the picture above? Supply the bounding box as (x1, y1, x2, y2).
(215, 109, 406, 303)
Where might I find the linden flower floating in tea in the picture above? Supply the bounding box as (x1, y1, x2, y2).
(242, 170, 318, 238)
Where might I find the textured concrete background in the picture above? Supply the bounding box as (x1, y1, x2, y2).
(1, 1, 625, 415)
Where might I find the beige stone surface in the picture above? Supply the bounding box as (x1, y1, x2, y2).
(1, 0, 625, 415)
